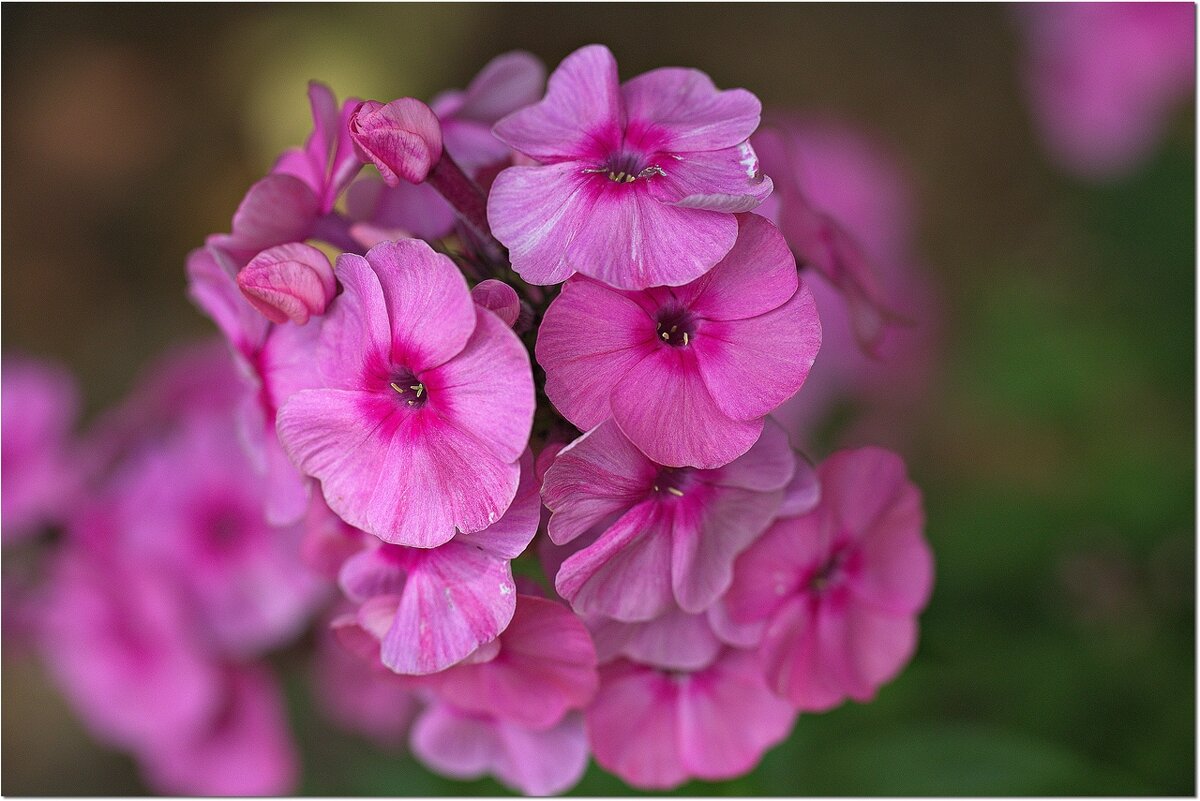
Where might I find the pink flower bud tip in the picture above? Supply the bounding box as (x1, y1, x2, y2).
(237, 243, 336, 325)
(350, 98, 444, 186)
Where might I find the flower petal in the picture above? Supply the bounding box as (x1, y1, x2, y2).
(621, 67, 762, 152)
(611, 345, 763, 469)
(648, 142, 773, 212)
(586, 660, 688, 790)
(704, 416, 795, 492)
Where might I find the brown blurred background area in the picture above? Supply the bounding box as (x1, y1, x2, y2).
(3, 3, 1193, 795)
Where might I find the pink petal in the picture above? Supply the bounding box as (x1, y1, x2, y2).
(590, 605, 723, 671)
(410, 704, 497, 780)
(647, 142, 773, 212)
(338, 546, 408, 602)
(586, 660, 687, 790)
(611, 345, 763, 469)
(692, 284, 822, 422)
(237, 242, 336, 325)
(672, 212, 799, 321)
(318, 253, 391, 387)
(705, 416, 795, 492)
(778, 450, 821, 517)
(676, 649, 796, 781)
(186, 245, 268, 357)
(454, 449, 540, 559)
(345, 176, 457, 242)
(723, 515, 819, 628)
(363, 238, 476, 373)
(211, 173, 319, 262)
(840, 601, 919, 701)
(382, 542, 517, 674)
(536, 276, 657, 430)
(492, 44, 621, 163)
(455, 50, 547, 125)
(820, 446, 914, 543)
(541, 420, 657, 546)
(486, 163, 600, 286)
(492, 712, 589, 796)
(670, 485, 782, 613)
(556, 501, 674, 622)
(553, 181, 739, 290)
(421, 305, 533, 462)
(620, 67, 762, 153)
(760, 596, 847, 711)
(427, 595, 597, 729)
(276, 388, 521, 547)
(350, 98, 444, 186)
(470, 279, 520, 327)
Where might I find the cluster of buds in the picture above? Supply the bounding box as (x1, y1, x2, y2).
(13, 45, 935, 795)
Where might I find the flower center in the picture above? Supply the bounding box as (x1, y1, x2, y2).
(587, 151, 666, 184)
(652, 466, 695, 498)
(808, 546, 851, 593)
(655, 306, 697, 347)
(388, 369, 428, 409)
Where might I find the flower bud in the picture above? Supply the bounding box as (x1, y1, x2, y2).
(349, 98, 444, 186)
(237, 243, 336, 325)
(470, 279, 520, 327)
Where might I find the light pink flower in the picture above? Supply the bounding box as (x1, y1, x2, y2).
(586, 648, 795, 790)
(488, 44, 772, 289)
(276, 238, 534, 547)
(332, 451, 539, 675)
(537, 213, 820, 468)
(1017, 2, 1195, 181)
(543, 417, 794, 621)
(411, 704, 590, 796)
(2, 352, 81, 543)
(138, 664, 299, 796)
(754, 117, 938, 448)
(724, 447, 933, 711)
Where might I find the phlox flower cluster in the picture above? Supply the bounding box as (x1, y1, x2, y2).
(5, 44, 936, 795)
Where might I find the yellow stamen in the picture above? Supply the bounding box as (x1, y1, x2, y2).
(667, 487, 684, 497)
(390, 382, 404, 394)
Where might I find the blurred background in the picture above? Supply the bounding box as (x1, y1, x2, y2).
(2, 3, 1193, 795)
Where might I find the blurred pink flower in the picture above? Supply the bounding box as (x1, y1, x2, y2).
(277, 239, 534, 547)
(2, 352, 81, 543)
(543, 417, 794, 620)
(1017, 2, 1195, 181)
(489, 44, 772, 289)
(538, 213, 820, 468)
(586, 648, 795, 789)
(724, 447, 933, 711)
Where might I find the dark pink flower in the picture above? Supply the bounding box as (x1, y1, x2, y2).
(276, 238, 534, 547)
(537, 213, 820, 468)
(1016, 2, 1195, 181)
(2, 352, 81, 543)
(724, 447, 933, 711)
(411, 704, 589, 796)
(586, 648, 795, 789)
(488, 44, 772, 289)
(138, 664, 299, 796)
(543, 417, 794, 621)
(332, 451, 539, 675)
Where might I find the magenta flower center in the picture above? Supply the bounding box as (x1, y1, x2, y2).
(655, 305, 697, 347)
(388, 368, 428, 409)
(587, 151, 665, 184)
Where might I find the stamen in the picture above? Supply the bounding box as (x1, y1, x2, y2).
(390, 382, 404, 394)
(682, 332, 689, 345)
(661, 331, 670, 341)
(667, 487, 685, 497)
(411, 384, 424, 397)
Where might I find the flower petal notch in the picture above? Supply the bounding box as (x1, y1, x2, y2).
(277, 238, 535, 547)
(237, 243, 336, 325)
(350, 98, 445, 186)
(488, 44, 773, 289)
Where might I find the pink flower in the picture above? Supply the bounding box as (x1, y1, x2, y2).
(138, 664, 300, 796)
(1, 352, 80, 543)
(488, 44, 773, 289)
(187, 246, 321, 525)
(421, 594, 598, 729)
(276, 238, 535, 547)
(542, 417, 794, 621)
(1016, 2, 1195, 181)
(350, 98, 444, 186)
(724, 447, 933, 711)
(411, 704, 589, 796)
(537, 213, 820, 468)
(210, 82, 361, 262)
(753, 117, 938, 447)
(332, 451, 539, 675)
(586, 648, 795, 789)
